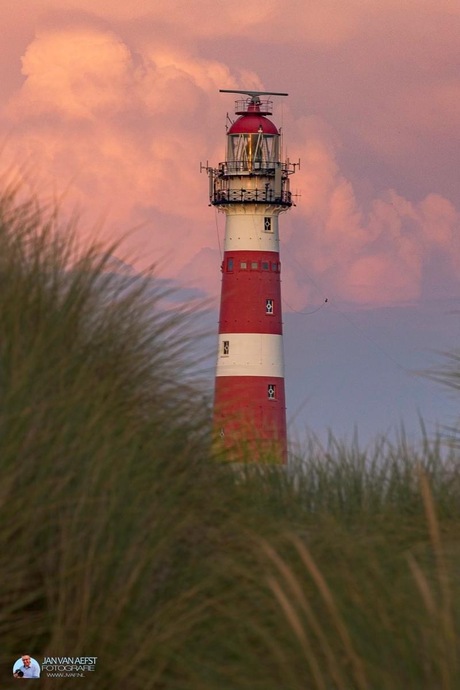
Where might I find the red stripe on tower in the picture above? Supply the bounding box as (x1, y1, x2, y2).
(206, 90, 297, 462)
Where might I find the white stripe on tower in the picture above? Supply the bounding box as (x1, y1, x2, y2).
(224, 211, 280, 252)
(216, 333, 285, 378)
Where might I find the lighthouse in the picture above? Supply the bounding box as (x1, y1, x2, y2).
(207, 90, 297, 462)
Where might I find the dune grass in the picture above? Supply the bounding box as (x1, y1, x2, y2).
(1, 182, 460, 688)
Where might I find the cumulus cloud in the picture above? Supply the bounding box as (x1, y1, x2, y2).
(0, 2, 459, 308)
(283, 122, 460, 306)
(2, 24, 262, 277)
(11, 28, 132, 119)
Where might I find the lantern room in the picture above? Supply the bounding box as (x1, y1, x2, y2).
(205, 90, 297, 208)
(227, 112, 280, 173)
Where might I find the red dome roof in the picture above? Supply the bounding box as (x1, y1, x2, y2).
(228, 114, 279, 136)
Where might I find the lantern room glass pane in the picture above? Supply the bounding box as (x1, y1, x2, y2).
(228, 133, 278, 171)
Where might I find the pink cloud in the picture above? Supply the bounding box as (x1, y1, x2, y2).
(282, 120, 460, 306)
(0, 3, 458, 309)
(2, 25, 262, 275)
(12, 28, 133, 119)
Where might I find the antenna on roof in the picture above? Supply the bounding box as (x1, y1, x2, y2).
(219, 89, 288, 103)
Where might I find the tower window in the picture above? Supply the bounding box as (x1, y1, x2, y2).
(222, 340, 230, 355)
(227, 257, 234, 272)
(240, 261, 247, 270)
(268, 384, 276, 400)
(271, 262, 278, 272)
(265, 299, 274, 315)
(264, 217, 273, 232)
(251, 261, 259, 270)
(261, 261, 269, 271)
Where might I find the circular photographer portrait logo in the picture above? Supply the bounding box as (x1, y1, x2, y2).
(13, 655, 41, 679)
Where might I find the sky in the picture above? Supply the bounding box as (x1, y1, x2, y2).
(1, 0, 460, 444)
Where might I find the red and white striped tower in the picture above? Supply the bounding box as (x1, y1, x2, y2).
(207, 90, 297, 462)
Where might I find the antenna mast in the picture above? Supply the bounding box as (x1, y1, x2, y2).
(219, 89, 288, 102)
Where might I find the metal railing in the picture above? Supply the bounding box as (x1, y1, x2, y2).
(234, 98, 273, 115)
(211, 187, 292, 206)
(217, 160, 297, 176)
(222, 162, 277, 175)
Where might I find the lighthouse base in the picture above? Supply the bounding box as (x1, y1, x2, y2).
(213, 376, 287, 463)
